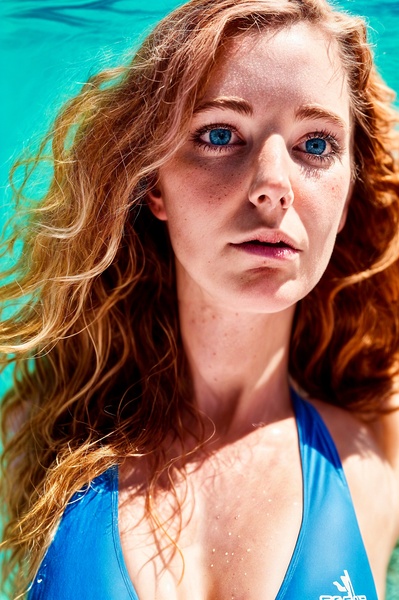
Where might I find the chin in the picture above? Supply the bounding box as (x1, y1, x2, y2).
(214, 288, 302, 315)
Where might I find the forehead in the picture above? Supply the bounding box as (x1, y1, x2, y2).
(201, 22, 351, 124)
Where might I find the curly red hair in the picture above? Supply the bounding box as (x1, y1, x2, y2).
(1, 0, 399, 596)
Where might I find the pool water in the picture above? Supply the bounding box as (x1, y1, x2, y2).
(1, 1, 399, 598)
(2, 0, 399, 197)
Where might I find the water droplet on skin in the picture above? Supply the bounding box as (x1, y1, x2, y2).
(234, 515, 240, 519)
(228, 532, 232, 536)
(210, 564, 214, 568)
(247, 548, 251, 552)
(225, 552, 229, 556)
(212, 548, 216, 553)
(231, 552, 234, 556)
(216, 515, 220, 519)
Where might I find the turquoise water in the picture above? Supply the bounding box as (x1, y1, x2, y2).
(1, 0, 399, 598)
(2, 0, 399, 198)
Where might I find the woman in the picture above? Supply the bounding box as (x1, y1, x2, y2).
(1, 0, 399, 598)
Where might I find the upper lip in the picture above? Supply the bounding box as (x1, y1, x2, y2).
(232, 230, 301, 251)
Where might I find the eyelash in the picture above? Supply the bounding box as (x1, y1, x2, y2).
(191, 123, 243, 153)
(191, 123, 342, 164)
(298, 129, 341, 165)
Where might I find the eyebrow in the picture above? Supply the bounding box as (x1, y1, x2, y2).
(295, 105, 348, 130)
(193, 98, 348, 130)
(194, 97, 253, 116)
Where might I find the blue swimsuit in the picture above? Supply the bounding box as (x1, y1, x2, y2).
(29, 391, 378, 599)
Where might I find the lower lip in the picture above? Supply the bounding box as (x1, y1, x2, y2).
(232, 242, 300, 260)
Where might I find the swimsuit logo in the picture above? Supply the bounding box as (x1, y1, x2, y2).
(319, 569, 367, 600)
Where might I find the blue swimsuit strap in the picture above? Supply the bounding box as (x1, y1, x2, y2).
(277, 389, 377, 599)
(29, 389, 378, 600)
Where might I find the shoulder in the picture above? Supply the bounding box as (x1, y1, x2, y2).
(308, 397, 399, 518)
(308, 397, 399, 589)
(307, 395, 399, 478)
(369, 393, 399, 473)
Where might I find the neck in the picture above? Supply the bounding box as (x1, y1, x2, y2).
(178, 290, 296, 438)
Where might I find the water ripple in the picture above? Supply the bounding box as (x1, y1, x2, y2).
(5, 0, 179, 29)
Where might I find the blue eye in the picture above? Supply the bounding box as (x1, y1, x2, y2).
(209, 128, 232, 145)
(305, 138, 327, 155)
(192, 123, 243, 151)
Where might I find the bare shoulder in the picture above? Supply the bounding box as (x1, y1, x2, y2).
(370, 393, 399, 472)
(312, 395, 399, 482)
(307, 397, 399, 510)
(308, 397, 399, 591)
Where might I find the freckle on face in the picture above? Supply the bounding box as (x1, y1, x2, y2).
(154, 23, 352, 314)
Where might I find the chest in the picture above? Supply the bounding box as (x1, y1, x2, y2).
(29, 400, 381, 600)
(118, 422, 304, 600)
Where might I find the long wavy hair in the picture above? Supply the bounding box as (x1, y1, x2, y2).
(1, 0, 399, 596)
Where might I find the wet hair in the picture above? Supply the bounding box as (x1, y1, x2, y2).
(1, 0, 399, 596)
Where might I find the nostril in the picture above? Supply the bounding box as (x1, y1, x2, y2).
(258, 194, 266, 202)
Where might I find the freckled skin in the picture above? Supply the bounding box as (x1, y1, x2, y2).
(149, 23, 353, 314)
(119, 24, 399, 600)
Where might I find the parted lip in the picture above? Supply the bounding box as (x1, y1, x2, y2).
(232, 230, 302, 251)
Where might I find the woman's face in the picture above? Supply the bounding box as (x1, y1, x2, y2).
(149, 22, 353, 314)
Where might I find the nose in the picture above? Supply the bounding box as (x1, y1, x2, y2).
(248, 135, 294, 210)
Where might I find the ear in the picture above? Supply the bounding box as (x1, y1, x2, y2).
(147, 186, 168, 221)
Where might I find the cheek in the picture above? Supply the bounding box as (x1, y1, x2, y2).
(296, 177, 351, 284)
(160, 189, 214, 257)
(160, 159, 243, 231)
(302, 175, 350, 233)
(167, 152, 247, 198)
